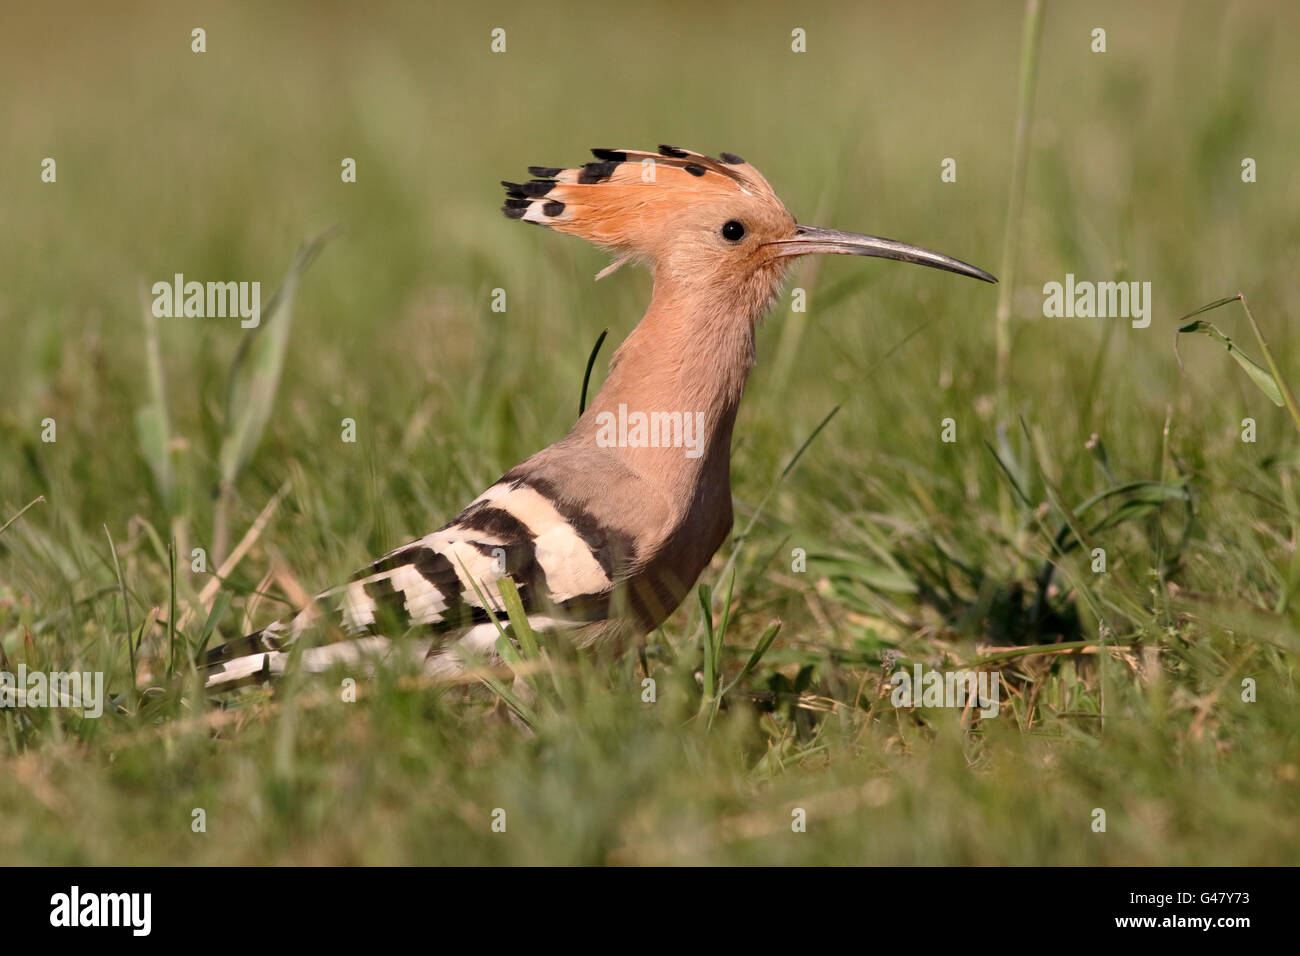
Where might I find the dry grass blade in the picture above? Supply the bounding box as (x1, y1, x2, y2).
(0, 496, 45, 539)
(178, 481, 290, 632)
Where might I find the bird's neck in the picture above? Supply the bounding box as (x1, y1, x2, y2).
(571, 276, 758, 511)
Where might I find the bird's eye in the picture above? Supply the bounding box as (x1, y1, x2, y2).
(721, 220, 746, 242)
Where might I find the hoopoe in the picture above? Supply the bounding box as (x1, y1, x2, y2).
(202, 145, 995, 691)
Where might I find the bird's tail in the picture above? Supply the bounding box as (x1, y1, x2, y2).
(201, 616, 432, 692)
(198, 536, 457, 692)
(199, 579, 429, 693)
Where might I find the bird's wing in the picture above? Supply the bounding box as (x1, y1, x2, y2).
(202, 466, 639, 689)
(340, 474, 627, 633)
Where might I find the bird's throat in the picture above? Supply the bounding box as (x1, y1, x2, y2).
(572, 279, 759, 510)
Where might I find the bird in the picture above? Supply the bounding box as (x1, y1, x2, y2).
(202, 144, 996, 692)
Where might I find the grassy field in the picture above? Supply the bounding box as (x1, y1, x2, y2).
(1, 0, 1298, 865)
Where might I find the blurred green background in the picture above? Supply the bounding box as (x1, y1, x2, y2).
(0, 1, 1297, 864)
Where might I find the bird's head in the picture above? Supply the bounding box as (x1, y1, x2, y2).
(503, 145, 995, 321)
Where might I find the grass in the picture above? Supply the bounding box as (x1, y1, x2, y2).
(1, 0, 1298, 864)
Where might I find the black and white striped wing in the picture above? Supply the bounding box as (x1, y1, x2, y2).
(203, 472, 632, 688)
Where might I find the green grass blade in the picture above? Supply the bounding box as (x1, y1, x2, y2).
(218, 230, 336, 487)
(451, 553, 540, 725)
(103, 523, 135, 681)
(720, 619, 782, 698)
(194, 590, 234, 665)
(697, 583, 715, 708)
(135, 281, 173, 507)
(497, 577, 540, 661)
(1176, 318, 1284, 406)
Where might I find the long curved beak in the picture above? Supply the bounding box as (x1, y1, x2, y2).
(766, 225, 997, 283)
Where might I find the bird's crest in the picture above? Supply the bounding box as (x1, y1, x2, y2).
(502, 145, 782, 275)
